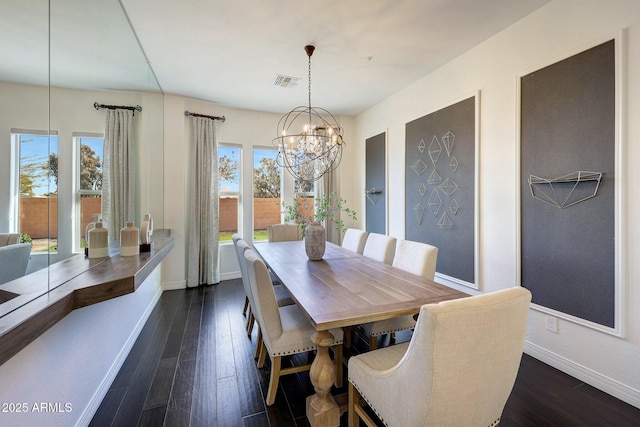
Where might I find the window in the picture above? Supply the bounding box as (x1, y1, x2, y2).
(12, 131, 58, 253)
(219, 144, 241, 242)
(74, 135, 104, 252)
(253, 147, 281, 241)
(294, 176, 315, 222)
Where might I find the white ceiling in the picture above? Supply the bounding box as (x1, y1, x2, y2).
(120, 0, 550, 116)
(1, 0, 551, 116)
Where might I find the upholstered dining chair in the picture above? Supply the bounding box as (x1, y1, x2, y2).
(355, 239, 439, 350)
(232, 237, 293, 343)
(232, 234, 250, 316)
(266, 223, 302, 285)
(362, 233, 397, 265)
(348, 287, 531, 427)
(243, 248, 344, 405)
(267, 223, 302, 242)
(342, 228, 368, 254)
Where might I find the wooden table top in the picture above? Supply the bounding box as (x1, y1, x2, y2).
(253, 241, 469, 331)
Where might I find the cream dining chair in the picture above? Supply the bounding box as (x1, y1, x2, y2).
(348, 287, 531, 427)
(342, 228, 368, 254)
(232, 234, 250, 316)
(362, 233, 396, 265)
(243, 248, 344, 405)
(266, 223, 302, 285)
(345, 233, 396, 348)
(267, 223, 302, 242)
(355, 239, 438, 350)
(232, 236, 293, 344)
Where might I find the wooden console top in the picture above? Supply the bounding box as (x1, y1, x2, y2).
(0, 229, 174, 365)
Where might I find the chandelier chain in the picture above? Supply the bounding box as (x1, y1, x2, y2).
(308, 54, 312, 122)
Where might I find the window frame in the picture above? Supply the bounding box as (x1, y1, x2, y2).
(73, 132, 104, 253)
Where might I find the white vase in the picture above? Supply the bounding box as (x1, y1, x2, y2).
(120, 221, 140, 256)
(304, 222, 326, 261)
(88, 222, 109, 258)
(85, 213, 101, 247)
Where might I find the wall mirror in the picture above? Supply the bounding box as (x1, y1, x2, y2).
(0, 0, 164, 317)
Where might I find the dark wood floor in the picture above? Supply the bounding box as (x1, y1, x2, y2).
(90, 279, 640, 427)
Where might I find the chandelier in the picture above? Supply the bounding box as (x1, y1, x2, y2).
(273, 45, 345, 183)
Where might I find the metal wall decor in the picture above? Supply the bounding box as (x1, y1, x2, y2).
(528, 171, 602, 209)
(365, 188, 384, 205)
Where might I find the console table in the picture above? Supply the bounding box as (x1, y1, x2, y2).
(0, 229, 174, 365)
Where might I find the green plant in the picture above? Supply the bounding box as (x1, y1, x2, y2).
(282, 192, 357, 236)
(20, 232, 32, 244)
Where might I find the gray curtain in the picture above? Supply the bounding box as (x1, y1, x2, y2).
(102, 109, 135, 242)
(187, 117, 220, 287)
(316, 169, 341, 244)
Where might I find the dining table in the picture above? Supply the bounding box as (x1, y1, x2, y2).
(252, 240, 469, 427)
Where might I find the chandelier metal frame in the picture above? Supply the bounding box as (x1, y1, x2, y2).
(273, 45, 345, 183)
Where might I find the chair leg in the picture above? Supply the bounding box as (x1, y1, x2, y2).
(246, 310, 254, 336)
(253, 326, 263, 359)
(257, 341, 267, 368)
(242, 295, 249, 316)
(349, 383, 378, 427)
(266, 356, 281, 406)
(344, 326, 352, 348)
(333, 344, 343, 388)
(348, 382, 359, 427)
(370, 335, 378, 351)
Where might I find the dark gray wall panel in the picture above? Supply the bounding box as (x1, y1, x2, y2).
(405, 96, 475, 285)
(520, 40, 615, 327)
(366, 132, 386, 234)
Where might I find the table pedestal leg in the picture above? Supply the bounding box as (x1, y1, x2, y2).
(306, 330, 340, 427)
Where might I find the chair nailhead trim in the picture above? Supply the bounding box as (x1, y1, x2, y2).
(270, 341, 342, 357)
(350, 378, 501, 427)
(371, 328, 412, 336)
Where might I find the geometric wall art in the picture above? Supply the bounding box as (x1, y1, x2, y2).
(520, 39, 616, 330)
(405, 95, 478, 288)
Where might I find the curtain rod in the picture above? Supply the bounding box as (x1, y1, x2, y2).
(184, 110, 226, 122)
(94, 102, 142, 115)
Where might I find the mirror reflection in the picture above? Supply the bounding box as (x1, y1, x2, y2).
(0, 0, 164, 316)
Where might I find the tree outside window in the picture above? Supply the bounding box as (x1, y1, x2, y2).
(219, 145, 241, 241)
(253, 148, 281, 241)
(16, 133, 58, 253)
(76, 137, 103, 251)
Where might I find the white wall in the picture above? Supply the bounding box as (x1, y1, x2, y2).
(0, 264, 163, 427)
(161, 96, 357, 287)
(353, 0, 640, 408)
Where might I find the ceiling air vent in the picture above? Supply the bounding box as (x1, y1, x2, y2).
(273, 74, 300, 88)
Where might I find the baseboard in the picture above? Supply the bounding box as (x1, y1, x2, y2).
(161, 274, 238, 291)
(220, 271, 241, 282)
(76, 282, 163, 426)
(524, 341, 640, 409)
(162, 279, 186, 290)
